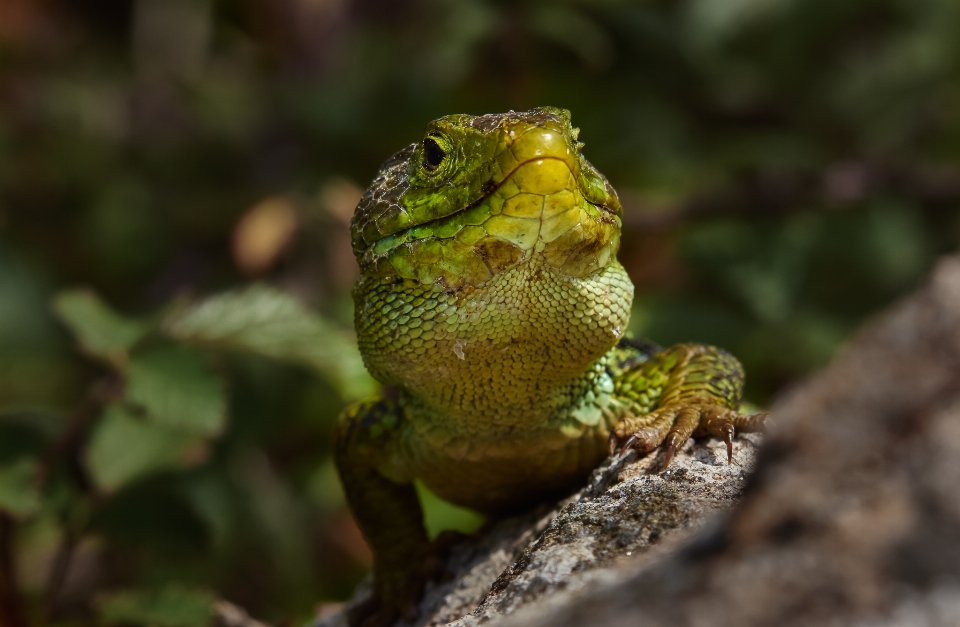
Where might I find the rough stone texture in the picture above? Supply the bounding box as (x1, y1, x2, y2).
(494, 253, 960, 627)
(445, 434, 760, 627)
(320, 431, 762, 627)
(323, 253, 960, 627)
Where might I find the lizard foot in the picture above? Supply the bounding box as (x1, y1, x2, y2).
(347, 570, 424, 627)
(427, 530, 472, 583)
(346, 532, 470, 627)
(609, 399, 768, 470)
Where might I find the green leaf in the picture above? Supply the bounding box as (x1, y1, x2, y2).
(0, 457, 41, 517)
(52, 290, 150, 362)
(85, 405, 205, 493)
(163, 284, 377, 401)
(126, 346, 226, 436)
(98, 586, 214, 627)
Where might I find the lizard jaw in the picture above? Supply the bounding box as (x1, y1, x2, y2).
(479, 155, 621, 278)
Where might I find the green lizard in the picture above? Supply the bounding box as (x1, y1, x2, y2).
(335, 107, 766, 627)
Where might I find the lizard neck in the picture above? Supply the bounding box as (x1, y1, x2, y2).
(354, 257, 634, 434)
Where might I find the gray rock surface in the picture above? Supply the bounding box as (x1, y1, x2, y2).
(495, 253, 960, 627)
(321, 430, 762, 627)
(444, 434, 760, 627)
(324, 253, 960, 627)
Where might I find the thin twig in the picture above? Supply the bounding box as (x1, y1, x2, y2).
(42, 527, 78, 623)
(39, 374, 122, 622)
(0, 514, 28, 627)
(37, 374, 121, 490)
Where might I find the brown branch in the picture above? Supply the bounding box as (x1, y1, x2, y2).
(0, 514, 28, 627)
(42, 527, 78, 623)
(39, 373, 121, 622)
(37, 374, 121, 490)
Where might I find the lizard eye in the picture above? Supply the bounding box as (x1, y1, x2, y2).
(422, 136, 446, 171)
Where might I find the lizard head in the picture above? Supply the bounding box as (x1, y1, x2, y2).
(351, 107, 622, 289)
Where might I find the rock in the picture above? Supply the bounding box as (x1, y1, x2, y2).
(444, 433, 761, 627)
(320, 430, 762, 627)
(493, 253, 960, 627)
(324, 253, 960, 627)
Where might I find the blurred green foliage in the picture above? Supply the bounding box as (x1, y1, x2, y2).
(0, 0, 958, 624)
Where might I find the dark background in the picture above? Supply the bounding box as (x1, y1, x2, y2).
(1, 0, 958, 624)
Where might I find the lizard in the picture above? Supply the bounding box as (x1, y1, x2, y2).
(334, 107, 767, 627)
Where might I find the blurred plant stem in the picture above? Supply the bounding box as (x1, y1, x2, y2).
(0, 514, 28, 627)
(40, 374, 121, 622)
(38, 374, 122, 491)
(43, 526, 80, 623)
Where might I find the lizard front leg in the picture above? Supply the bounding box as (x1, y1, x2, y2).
(334, 399, 430, 627)
(611, 343, 768, 468)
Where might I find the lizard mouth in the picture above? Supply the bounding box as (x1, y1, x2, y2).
(466, 156, 620, 220)
(475, 155, 619, 254)
(366, 154, 617, 259)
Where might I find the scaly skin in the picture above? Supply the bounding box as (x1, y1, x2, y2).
(336, 108, 766, 627)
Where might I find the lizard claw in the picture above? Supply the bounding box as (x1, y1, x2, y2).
(660, 431, 685, 469)
(619, 434, 640, 458)
(720, 422, 734, 464)
(661, 442, 677, 469)
(612, 401, 770, 470)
